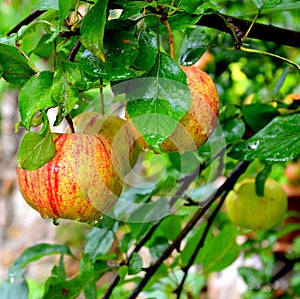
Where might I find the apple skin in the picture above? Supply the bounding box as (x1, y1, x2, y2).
(17, 133, 123, 222)
(71, 112, 140, 175)
(225, 177, 288, 231)
(126, 66, 220, 153)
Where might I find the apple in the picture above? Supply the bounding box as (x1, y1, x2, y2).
(285, 161, 300, 184)
(17, 133, 123, 223)
(71, 111, 140, 175)
(225, 177, 288, 231)
(126, 65, 220, 153)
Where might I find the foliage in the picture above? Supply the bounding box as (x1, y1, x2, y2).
(0, 0, 300, 298)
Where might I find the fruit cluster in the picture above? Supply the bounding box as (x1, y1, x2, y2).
(17, 66, 220, 223)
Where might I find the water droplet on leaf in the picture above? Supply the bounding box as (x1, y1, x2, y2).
(53, 218, 61, 226)
(248, 140, 260, 150)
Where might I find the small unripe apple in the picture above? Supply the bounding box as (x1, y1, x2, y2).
(17, 133, 123, 222)
(225, 177, 288, 231)
(126, 66, 219, 153)
(71, 112, 140, 175)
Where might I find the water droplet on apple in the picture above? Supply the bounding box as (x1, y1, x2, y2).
(53, 218, 61, 226)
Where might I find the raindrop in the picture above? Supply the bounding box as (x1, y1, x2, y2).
(247, 140, 260, 150)
(53, 218, 61, 226)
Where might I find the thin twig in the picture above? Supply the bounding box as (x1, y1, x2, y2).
(174, 191, 229, 298)
(68, 38, 81, 62)
(127, 161, 250, 299)
(101, 169, 200, 299)
(7, 10, 46, 36)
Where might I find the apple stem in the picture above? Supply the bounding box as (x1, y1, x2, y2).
(65, 114, 75, 133)
(100, 78, 105, 115)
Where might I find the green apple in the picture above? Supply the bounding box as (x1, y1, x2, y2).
(71, 112, 140, 175)
(225, 177, 288, 231)
(126, 65, 220, 153)
(17, 133, 123, 223)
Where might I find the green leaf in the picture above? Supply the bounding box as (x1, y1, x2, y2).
(238, 266, 265, 288)
(128, 252, 143, 275)
(255, 163, 272, 196)
(8, 243, 73, 279)
(80, 0, 108, 62)
(242, 103, 279, 132)
(34, 0, 59, 10)
(179, 0, 219, 14)
(197, 225, 240, 275)
(158, 215, 182, 241)
(252, 0, 280, 10)
(229, 114, 300, 162)
(0, 43, 36, 85)
(118, 265, 128, 282)
(119, 232, 134, 253)
(81, 30, 140, 81)
(18, 71, 55, 130)
(148, 236, 169, 260)
(181, 224, 206, 267)
(31, 34, 55, 58)
(43, 256, 67, 295)
(134, 31, 158, 72)
(51, 62, 79, 126)
(125, 53, 191, 151)
(17, 117, 56, 170)
(0, 280, 29, 299)
(48, 0, 75, 42)
(84, 227, 115, 262)
(223, 118, 246, 144)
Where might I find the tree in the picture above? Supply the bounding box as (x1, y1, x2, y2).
(0, 0, 300, 298)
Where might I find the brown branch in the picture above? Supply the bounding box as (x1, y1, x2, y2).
(127, 161, 250, 299)
(198, 13, 300, 48)
(7, 10, 46, 36)
(174, 191, 228, 298)
(101, 169, 200, 299)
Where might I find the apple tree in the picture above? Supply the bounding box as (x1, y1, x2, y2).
(0, 0, 300, 298)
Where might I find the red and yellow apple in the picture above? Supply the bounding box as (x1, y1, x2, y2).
(17, 133, 123, 222)
(71, 112, 140, 175)
(225, 177, 288, 231)
(126, 65, 220, 153)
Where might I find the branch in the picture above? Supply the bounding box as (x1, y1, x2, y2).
(174, 191, 229, 298)
(7, 10, 46, 36)
(127, 161, 250, 299)
(101, 169, 200, 299)
(270, 255, 300, 284)
(198, 13, 300, 48)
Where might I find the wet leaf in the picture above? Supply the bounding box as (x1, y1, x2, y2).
(229, 114, 300, 162)
(197, 225, 240, 274)
(17, 116, 56, 170)
(0, 43, 36, 85)
(81, 0, 108, 61)
(84, 227, 115, 262)
(81, 30, 140, 81)
(125, 53, 191, 151)
(8, 243, 73, 279)
(128, 252, 143, 275)
(51, 62, 79, 126)
(18, 71, 55, 130)
(242, 103, 279, 132)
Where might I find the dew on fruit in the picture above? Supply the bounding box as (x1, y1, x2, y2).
(52, 218, 61, 226)
(247, 140, 260, 150)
